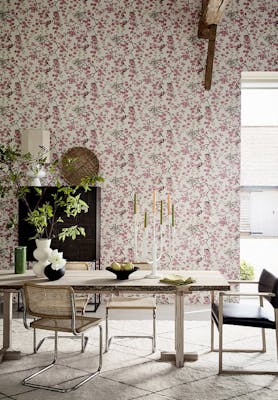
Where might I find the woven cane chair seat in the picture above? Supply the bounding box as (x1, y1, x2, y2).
(31, 316, 102, 333)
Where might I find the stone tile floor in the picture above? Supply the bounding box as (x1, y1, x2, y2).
(0, 304, 277, 399)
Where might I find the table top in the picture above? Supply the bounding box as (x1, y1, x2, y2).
(0, 269, 230, 294)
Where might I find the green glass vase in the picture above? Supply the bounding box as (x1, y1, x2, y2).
(14, 246, 27, 274)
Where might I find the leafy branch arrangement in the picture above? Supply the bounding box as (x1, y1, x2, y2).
(0, 143, 103, 241)
(24, 186, 90, 241)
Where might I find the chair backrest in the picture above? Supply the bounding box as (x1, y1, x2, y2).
(23, 283, 75, 319)
(258, 269, 278, 308)
(133, 262, 152, 271)
(65, 262, 90, 271)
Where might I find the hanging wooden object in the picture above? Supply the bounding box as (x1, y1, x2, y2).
(198, 0, 230, 90)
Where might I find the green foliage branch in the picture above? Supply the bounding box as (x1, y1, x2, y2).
(0, 143, 103, 241)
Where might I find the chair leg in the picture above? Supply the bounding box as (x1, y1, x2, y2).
(81, 333, 85, 352)
(152, 308, 156, 353)
(80, 333, 89, 353)
(259, 296, 267, 353)
(218, 295, 223, 374)
(105, 307, 109, 352)
(54, 331, 58, 360)
(71, 325, 102, 392)
(211, 317, 215, 351)
(99, 325, 103, 369)
(33, 318, 38, 353)
(33, 328, 37, 353)
(23, 331, 58, 388)
(275, 309, 278, 361)
(262, 328, 266, 352)
(23, 327, 102, 393)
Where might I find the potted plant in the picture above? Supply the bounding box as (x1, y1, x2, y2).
(0, 142, 103, 276)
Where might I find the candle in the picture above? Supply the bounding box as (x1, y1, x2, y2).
(134, 193, 137, 214)
(172, 204, 175, 227)
(153, 190, 156, 213)
(167, 193, 171, 215)
(144, 211, 147, 228)
(160, 200, 163, 224)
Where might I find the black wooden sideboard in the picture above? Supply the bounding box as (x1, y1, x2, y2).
(17, 186, 101, 311)
(18, 186, 101, 262)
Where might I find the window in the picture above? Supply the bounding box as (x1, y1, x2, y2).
(240, 72, 278, 237)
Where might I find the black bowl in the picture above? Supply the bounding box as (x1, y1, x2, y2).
(106, 266, 139, 280)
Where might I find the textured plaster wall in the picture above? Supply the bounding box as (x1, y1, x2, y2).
(0, 0, 276, 302)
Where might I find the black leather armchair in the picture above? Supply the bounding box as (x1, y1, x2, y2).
(211, 269, 278, 374)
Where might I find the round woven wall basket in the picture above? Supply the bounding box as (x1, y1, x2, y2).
(60, 147, 99, 185)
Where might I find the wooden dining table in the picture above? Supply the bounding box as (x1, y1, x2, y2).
(0, 268, 230, 367)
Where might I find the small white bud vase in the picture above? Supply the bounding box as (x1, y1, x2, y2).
(33, 239, 52, 277)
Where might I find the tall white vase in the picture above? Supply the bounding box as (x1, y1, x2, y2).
(33, 239, 52, 277)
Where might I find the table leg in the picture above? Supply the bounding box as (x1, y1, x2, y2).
(175, 291, 185, 367)
(0, 292, 21, 362)
(160, 291, 198, 367)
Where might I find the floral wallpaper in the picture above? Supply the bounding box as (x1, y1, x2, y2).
(0, 0, 276, 303)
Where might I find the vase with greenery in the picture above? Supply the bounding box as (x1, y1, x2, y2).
(0, 142, 103, 274)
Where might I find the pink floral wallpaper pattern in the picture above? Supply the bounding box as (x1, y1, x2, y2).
(0, 0, 276, 303)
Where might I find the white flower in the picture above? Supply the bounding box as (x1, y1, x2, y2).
(48, 249, 66, 270)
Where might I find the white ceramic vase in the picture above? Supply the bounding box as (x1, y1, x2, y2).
(33, 239, 52, 277)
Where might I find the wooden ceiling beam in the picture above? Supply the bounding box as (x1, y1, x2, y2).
(205, 24, 217, 90)
(198, 0, 230, 90)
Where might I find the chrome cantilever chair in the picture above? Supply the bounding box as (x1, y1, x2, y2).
(105, 263, 156, 353)
(211, 269, 278, 374)
(22, 282, 103, 393)
(33, 261, 91, 353)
